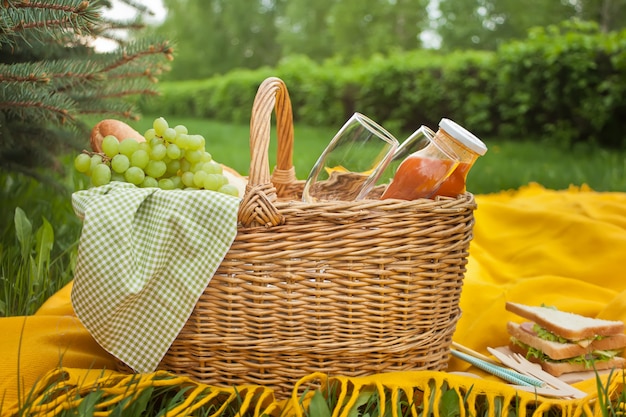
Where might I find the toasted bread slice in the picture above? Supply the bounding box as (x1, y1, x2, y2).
(508, 342, 626, 377)
(508, 321, 626, 360)
(505, 302, 624, 340)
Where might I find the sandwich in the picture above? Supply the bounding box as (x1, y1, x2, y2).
(505, 301, 626, 376)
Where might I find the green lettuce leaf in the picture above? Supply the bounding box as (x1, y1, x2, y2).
(509, 337, 621, 368)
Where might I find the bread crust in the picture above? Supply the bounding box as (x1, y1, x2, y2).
(509, 342, 626, 377)
(90, 119, 145, 152)
(505, 302, 624, 340)
(508, 321, 626, 360)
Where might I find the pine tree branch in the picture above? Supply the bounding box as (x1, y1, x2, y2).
(77, 108, 138, 119)
(0, 71, 50, 84)
(100, 40, 174, 74)
(98, 89, 159, 99)
(0, 82, 77, 122)
(0, 99, 74, 122)
(74, 96, 138, 119)
(9, 0, 90, 15)
(99, 18, 145, 32)
(1, 0, 100, 46)
(0, 0, 173, 183)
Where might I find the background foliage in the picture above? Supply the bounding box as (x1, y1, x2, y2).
(156, 0, 626, 80)
(141, 20, 626, 148)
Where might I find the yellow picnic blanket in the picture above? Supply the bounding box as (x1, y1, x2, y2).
(2, 182, 626, 415)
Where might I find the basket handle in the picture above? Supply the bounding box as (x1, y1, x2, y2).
(238, 77, 297, 228)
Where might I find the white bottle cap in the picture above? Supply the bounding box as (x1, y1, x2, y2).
(439, 118, 488, 156)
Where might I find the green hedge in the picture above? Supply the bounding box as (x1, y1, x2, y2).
(140, 20, 626, 147)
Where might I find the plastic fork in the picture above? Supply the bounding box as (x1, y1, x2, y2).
(450, 348, 545, 387)
(487, 347, 587, 399)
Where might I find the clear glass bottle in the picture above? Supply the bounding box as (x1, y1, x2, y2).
(379, 125, 461, 200)
(429, 118, 487, 197)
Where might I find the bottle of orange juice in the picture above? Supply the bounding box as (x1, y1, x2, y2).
(430, 118, 487, 197)
(380, 118, 486, 200)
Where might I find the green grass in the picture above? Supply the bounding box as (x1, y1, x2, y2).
(125, 115, 626, 194)
(469, 140, 626, 194)
(0, 167, 84, 316)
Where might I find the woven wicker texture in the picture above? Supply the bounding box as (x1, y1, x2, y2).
(158, 77, 477, 397)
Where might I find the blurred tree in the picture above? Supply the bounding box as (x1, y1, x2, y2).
(277, 0, 336, 61)
(436, 0, 626, 50)
(153, 0, 626, 79)
(159, 0, 284, 80)
(0, 0, 173, 187)
(328, 0, 430, 59)
(578, 0, 626, 32)
(159, 0, 430, 78)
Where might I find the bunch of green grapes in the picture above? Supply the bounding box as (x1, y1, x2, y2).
(74, 117, 239, 197)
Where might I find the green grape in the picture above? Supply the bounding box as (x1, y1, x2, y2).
(89, 154, 103, 175)
(163, 128, 177, 142)
(144, 128, 156, 141)
(187, 135, 204, 150)
(218, 184, 239, 197)
(175, 134, 190, 149)
(141, 176, 159, 188)
(111, 172, 125, 183)
(166, 159, 181, 176)
(138, 142, 150, 152)
(150, 137, 164, 148)
(166, 143, 181, 160)
(203, 173, 222, 191)
(111, 154, 130, 173)
(131, 149, 150, 169)
(119, 138, 140, 157)
(170, 175, 183, 189)
(180, 158, 191, 172)
(202, 161, 223, 175)
(74, 153, 91, 173)
(145, 160, 167, 178)
(153, 117, 168, 137)
(193, 170, 209, 188)
(151, 143, 167, 161)
(190, 161, 204, 173)
(181, 171, 195, 188)
(201, 151, 212, 162)
(217, 173, 229, 188)
(102, 135, 120, 158)
(174, 125, 188, 135)
(186, 149, 203, 164)
(91, 164, 112, 187)
(158, 178, 175, 190)
(125, 166, 145, 185)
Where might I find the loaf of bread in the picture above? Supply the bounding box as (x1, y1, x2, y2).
(90, 119, 145, 153)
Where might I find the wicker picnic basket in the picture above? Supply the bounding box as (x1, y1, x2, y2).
(156, 77, 477, 396)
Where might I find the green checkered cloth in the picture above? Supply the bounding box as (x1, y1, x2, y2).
(70, 182, 240, 373)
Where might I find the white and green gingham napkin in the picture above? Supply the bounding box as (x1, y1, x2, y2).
(70, 182, 240, 373)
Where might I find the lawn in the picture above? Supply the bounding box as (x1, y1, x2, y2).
(125, 115, 626, 194)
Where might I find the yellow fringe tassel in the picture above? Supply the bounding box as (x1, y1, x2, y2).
(4, 368, 625, 417)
